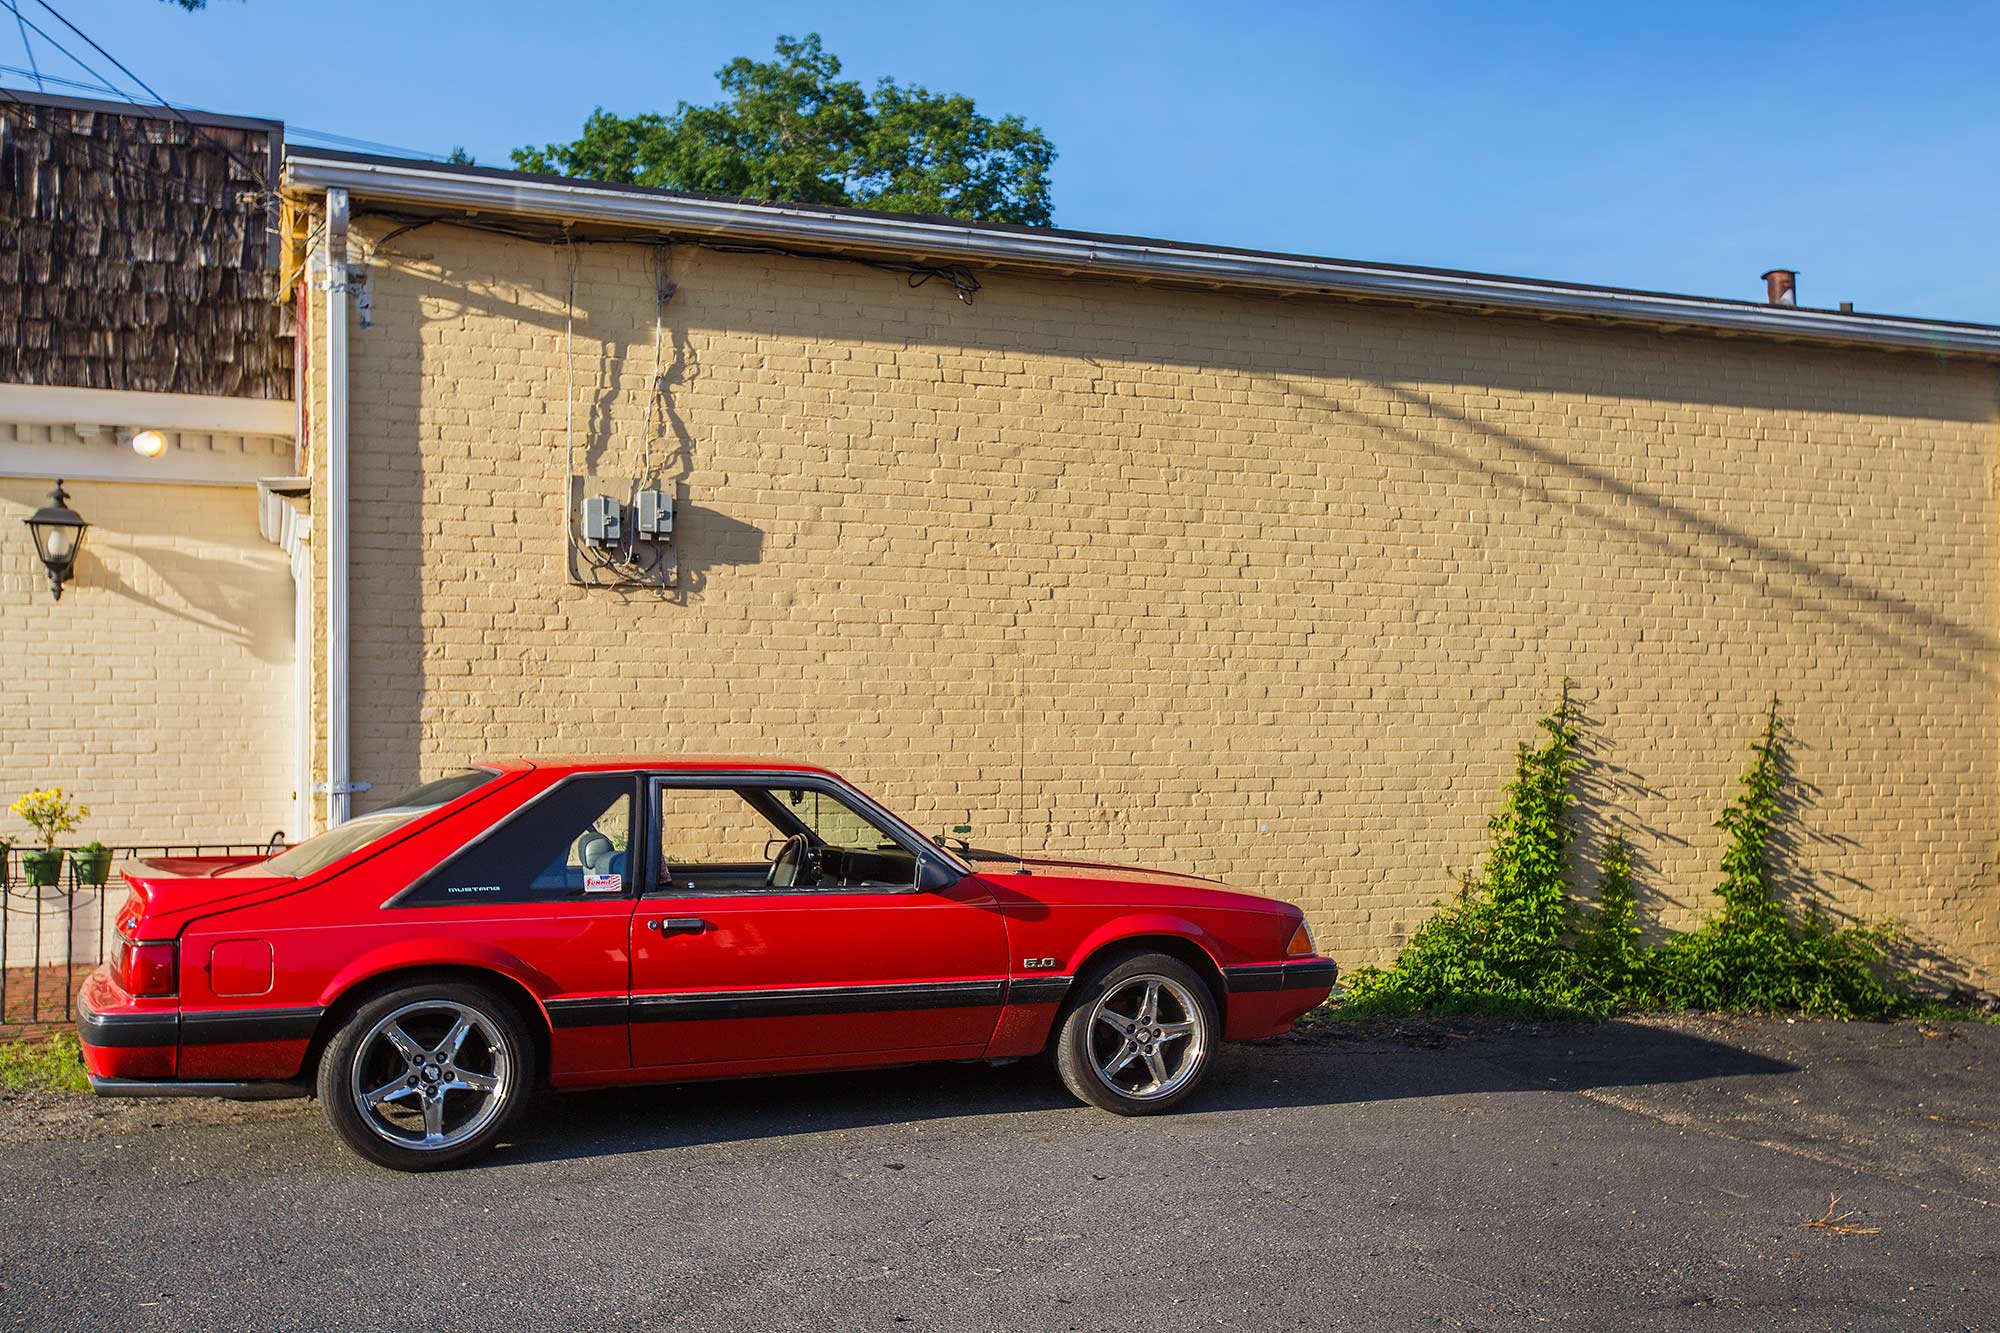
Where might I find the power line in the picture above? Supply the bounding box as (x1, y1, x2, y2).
(0, 66, 447, 164)
(0, 62, 110, 95)
(4, 0, 115, 101)
(6, 0, 42, 91)
(288, 125, 451, 161)
(0, 85, 262, 212)
(30, 0, 269, 187)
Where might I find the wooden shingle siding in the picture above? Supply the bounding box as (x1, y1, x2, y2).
(0, 93, 289, 399)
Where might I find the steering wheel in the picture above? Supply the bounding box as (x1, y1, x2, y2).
(767, 834, 811, 889)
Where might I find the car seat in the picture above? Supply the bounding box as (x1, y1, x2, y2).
(576, 831, 616, 874)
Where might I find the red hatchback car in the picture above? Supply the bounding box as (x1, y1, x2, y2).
(78, 759, 1334, 1170)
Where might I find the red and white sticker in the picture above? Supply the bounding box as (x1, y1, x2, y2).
(583, 873, 622, 894)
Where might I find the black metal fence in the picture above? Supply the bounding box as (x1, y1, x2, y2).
(1, 843, 280, 1027)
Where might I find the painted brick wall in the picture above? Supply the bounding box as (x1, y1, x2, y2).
(0, 478, 296, 846)
(315, 219, 2000, 986)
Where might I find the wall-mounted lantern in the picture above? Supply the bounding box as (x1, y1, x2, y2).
(131, 428, 169, 459)
(24, 480, 88, 601)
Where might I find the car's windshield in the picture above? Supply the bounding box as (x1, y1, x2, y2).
(230, 770, 500, 879)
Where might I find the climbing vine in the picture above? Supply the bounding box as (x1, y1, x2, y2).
(1340, 689, 1934, 1021)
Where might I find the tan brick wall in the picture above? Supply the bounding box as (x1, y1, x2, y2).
(0, 479, 297, 848)
(318, 219, 2000, 986)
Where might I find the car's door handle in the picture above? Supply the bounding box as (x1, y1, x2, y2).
(646, 917, 709, 935)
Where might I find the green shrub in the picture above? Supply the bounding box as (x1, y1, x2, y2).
(1641, 701, 1911, 1019)
(1337, 689, 1935, 1023)
(1342, 682, 1601, 1017)
(1576, 831, 1645, 999)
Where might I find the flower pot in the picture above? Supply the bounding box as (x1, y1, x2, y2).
(72, 848, 113, 887)
(22, 849, 62, 888)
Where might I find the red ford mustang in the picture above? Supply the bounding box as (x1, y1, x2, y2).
(78, 759, 1334, 1170)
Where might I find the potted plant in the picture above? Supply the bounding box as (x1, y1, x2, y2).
(10, 788, 88, 889)
(72, 839, 113, 888)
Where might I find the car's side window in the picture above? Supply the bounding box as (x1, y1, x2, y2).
(652, 781, 924, 895)
(657, 787, 775, 873)
(399, 776, 636, 905)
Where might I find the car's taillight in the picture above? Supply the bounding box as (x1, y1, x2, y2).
(1285, 919, 1317, 958)
(116, 935, 178, 997)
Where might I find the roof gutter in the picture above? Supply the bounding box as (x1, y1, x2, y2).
(281, 151, 2000, 360)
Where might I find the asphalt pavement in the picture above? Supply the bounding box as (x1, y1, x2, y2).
(2, 1014, 1995, 1331)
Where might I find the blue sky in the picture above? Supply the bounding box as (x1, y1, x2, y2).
(7, 1, 1996, 321)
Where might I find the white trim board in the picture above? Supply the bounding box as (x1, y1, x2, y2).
(0, 424, 293, 487)
(0, 383, 295, 436)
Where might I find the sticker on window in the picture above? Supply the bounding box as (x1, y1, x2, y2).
(583, 872, 622, 894)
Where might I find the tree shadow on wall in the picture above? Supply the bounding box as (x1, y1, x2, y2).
(78, 543, 293, 666)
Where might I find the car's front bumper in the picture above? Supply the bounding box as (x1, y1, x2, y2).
(1221, 957, 1337, 1039)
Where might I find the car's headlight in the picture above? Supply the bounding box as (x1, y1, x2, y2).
(1285, 917, 1316, 957)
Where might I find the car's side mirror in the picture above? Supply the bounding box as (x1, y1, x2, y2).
(914, 854, 958, 891)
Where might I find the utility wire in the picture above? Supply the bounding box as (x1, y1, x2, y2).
(0, 62, 112, 94)
(0, 67, 439, 164)
(0, 8, 270, 208)
(31, 0, 269, 187)
(6, 0, 42, 90)
(0, 87, 256, 211)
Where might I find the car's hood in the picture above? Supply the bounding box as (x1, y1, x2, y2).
(970, 854, 1291, 915)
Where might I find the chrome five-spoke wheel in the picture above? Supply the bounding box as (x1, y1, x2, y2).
(1088, 974, 1206, 1100)
(352, 999, 512, 1150)
(1054, 953, 1218, 1115)
(319, 982, 529, 1171)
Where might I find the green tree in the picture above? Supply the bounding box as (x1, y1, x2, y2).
(512, 34, 1055, 226)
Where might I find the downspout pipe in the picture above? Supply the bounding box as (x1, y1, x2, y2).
(322, 187, 352, 827)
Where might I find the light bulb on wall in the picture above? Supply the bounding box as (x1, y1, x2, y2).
(132, 429, 169, 459)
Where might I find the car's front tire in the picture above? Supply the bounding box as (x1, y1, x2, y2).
(316, 980, 530, 1171)
(1052, 952, 1218, 1115)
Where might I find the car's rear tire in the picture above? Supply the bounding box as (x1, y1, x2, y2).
(1052, 952, 1218, 1115)
(316, 980, 530, 1172)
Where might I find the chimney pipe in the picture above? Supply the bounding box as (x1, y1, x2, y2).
(1761, 268, 1798, 307)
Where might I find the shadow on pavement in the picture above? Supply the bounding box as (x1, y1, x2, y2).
(495, 1019, 1793, 1168)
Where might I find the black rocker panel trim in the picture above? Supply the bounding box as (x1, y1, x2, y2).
(179, 1007, 325, 1046)
(1004, 976, 1075, 1005)
(545, 996, 632, 1029)
(628, 979, 1005, 1024)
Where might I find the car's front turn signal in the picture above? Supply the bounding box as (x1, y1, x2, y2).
(1285, 919, 1316, 957)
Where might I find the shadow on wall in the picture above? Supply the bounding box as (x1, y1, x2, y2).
(339, 243, 776, 813)
(77, 542, 293, 666)
(1532, 689, 1990, 1000)
(669, 499, 766, 603)
(1281, 378, 1997, 686)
